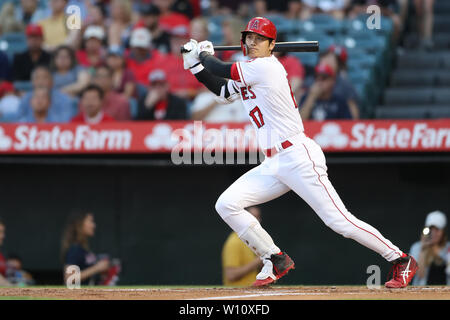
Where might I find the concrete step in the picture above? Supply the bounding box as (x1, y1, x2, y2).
(396, 51, 450, 69)
(375, 105, 450, 119)
(390, 70, 450, 87)
(383, 87, 450, 105)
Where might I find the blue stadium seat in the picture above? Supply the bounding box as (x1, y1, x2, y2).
(0, 32, 27, 61)
(290, 52, 318, 67)
(347, 54, 377, 70)
(13, 81, 32, 92)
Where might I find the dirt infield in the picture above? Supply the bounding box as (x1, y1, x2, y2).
(0, 286, 449, 300)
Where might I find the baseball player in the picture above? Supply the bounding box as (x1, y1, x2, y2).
(182, 17, 418, 288)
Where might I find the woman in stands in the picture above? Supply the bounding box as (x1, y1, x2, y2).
(51, 45, 91, 97)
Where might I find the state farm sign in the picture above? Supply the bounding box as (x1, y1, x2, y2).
(0, 125, 132, 152)
(0, 119, 448, 154)
(313, 121, 450, 151)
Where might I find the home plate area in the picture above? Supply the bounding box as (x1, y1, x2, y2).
(0, 286, 449, 300)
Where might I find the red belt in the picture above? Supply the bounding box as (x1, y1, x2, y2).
(264, 140, 293, 157)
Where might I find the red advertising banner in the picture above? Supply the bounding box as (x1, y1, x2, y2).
(0, 119, 449, 154)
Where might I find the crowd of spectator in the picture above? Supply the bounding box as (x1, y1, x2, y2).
(0, 0, 421, 123)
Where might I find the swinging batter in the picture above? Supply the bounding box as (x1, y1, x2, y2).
(182, 17, 418, 288)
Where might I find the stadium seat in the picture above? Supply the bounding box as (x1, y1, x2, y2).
(13, 81, 32, 92)
(304, 14, 343, 35)
(0, 32, 27, 61)
(290, 52, 318, 67)
(347, 54, 377, 70)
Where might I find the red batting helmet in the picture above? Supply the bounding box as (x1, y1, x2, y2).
(241, 17, 277, 56)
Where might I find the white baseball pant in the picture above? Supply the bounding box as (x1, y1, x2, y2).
(215, 132, 404, 262)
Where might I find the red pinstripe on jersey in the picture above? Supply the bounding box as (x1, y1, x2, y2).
(301, 142, 402, 259)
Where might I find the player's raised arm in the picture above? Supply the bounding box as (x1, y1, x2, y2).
(182, 39, 239, 104)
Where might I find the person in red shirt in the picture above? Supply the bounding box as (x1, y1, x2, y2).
(274, 51, 306, 100)
(153, 0, 191, 32)
(161, 25, 203, 100)
(125, 28, 166, 86)
(0, 218, 10, 286)
(76, 26, 106, 69)
(71, 84, 115, 124)
(93, 65, 131, 121)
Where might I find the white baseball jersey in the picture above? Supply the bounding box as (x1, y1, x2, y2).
(231, 55, 304, 150)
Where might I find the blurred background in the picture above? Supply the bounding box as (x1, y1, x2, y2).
(0, 0, 448, 286)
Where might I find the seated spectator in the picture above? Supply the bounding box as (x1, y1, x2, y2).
(219, 16, 247, 62)
(161, 25, 204, 100)
(105, 47, 136, 98)
(299, 62, 357, 120)
(135, 3, 171, 54)
(414, 0, 435, 50)
(61, 210, 118, 286)
(285, 0, 303, 20)
(37, 0, 72, 51)
(410, 210, 449, 285)
(301, 0, 348, 20)
(319, 46, 360, 118)
(6, 254, 35, 286)
(76, 25, 106, 70)
(0, 2, 24, 35)
(349, 0, 403, 45)
(20, 87, 67, 123)
(0, 217, 11, 286)
(222, 206, 264, 286)
(12, 24, 51, 82)
(93, 65, 131, 121)
(14, 0, 49, 25)
(0, 51, 11, 81)
(72, 3, 107, 50)
(153, 0, 190, 32)
(190, 16, 210, 42)
(274, 48, 306, 100)
(171, 0, 194, 19)
(126, 27, 165, 86)
(71, 84, 115, 124)
(136, 69, 188, 120)
(190, 91, 247, 123)
(51, 45, 90, 97)
(107, 0, 134, 49)
(17, 66, 75, 122)
(0, 82, 21, 121)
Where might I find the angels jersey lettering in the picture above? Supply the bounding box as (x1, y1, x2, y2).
(231, 55, 304, 149)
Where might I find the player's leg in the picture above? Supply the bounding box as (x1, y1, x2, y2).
(215, 162, 295, 285)
(215, 162, 290, 259)
(278, 137, 404, 262)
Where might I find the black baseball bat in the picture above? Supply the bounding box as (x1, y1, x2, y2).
(180, 41, 319, 54)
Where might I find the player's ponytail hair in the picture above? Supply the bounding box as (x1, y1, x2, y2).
(60, 210, 92, 263)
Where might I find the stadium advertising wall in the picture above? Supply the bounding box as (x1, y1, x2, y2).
(0, 119, 449, 153)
